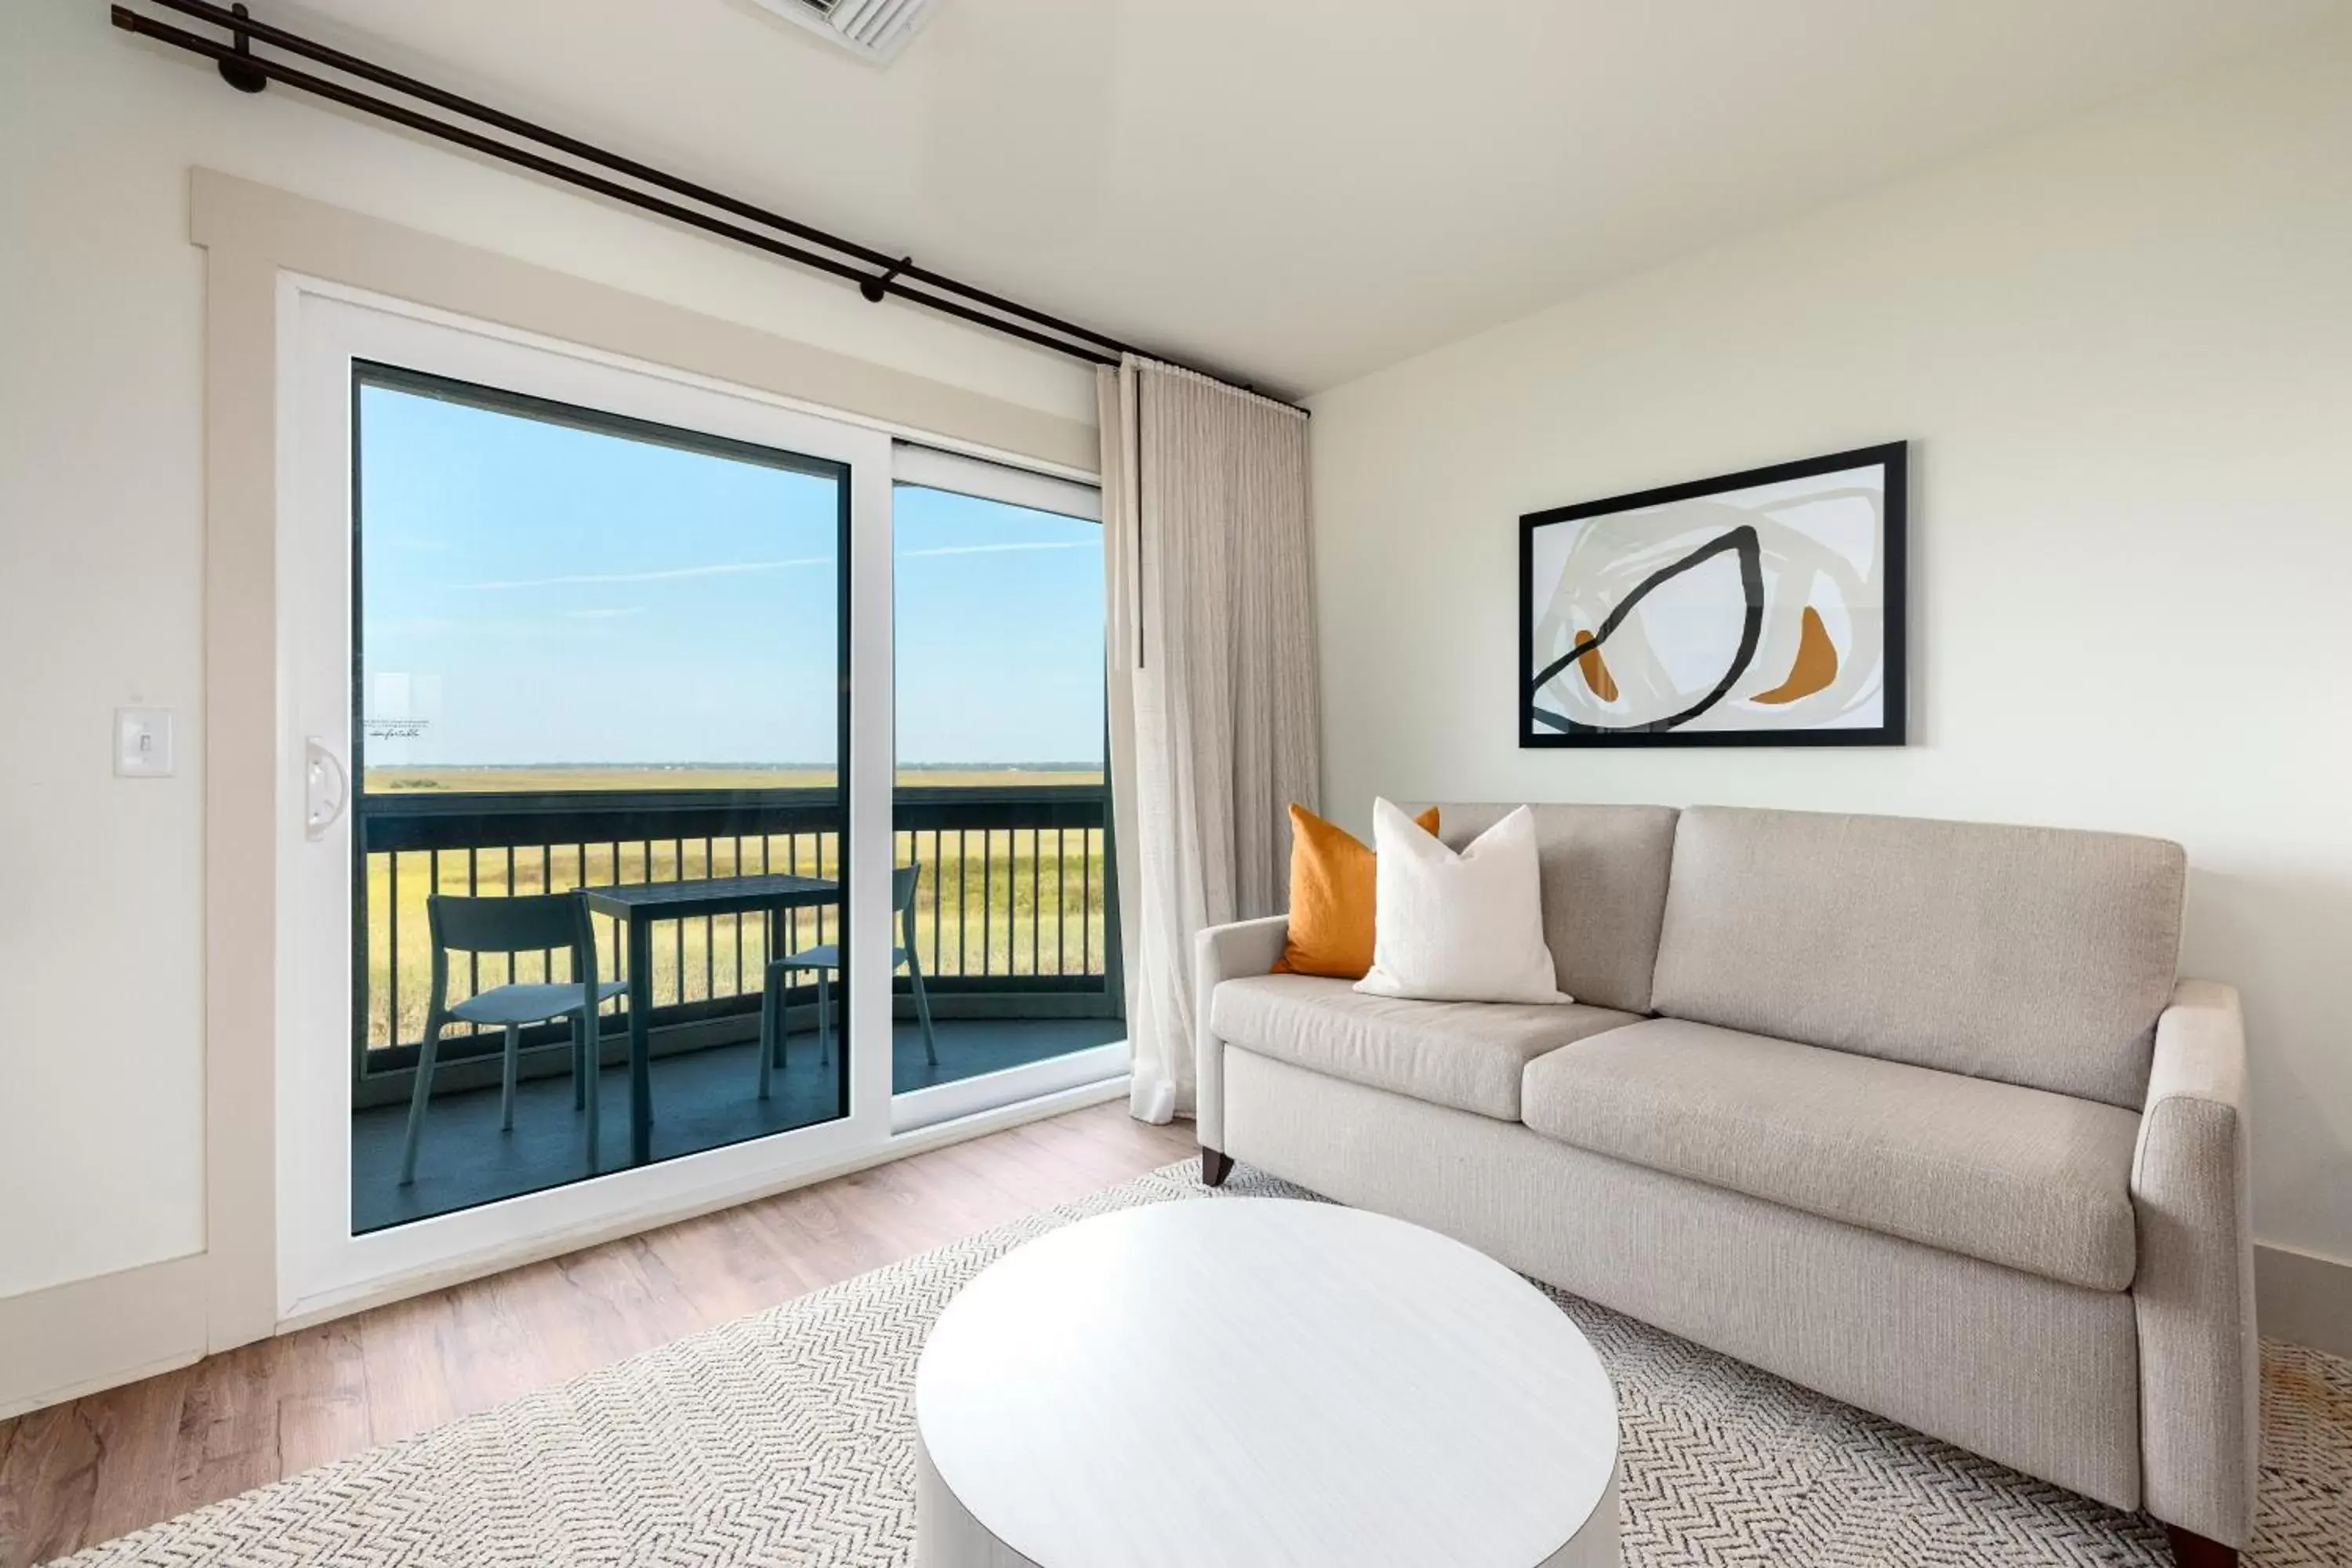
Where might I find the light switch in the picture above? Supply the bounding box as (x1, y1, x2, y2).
(115, 707, 176, 778)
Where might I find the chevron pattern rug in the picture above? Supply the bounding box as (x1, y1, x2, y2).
(53, 1162, 2352, 1567)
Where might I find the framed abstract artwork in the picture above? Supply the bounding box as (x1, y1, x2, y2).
(1519, 442, 1907, 747)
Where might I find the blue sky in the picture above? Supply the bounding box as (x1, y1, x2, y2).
(358, 382, 1105, 771)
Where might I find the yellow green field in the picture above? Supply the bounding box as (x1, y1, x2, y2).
(361, 767, 1109, 1051)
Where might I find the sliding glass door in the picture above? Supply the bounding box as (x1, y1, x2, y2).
(281, 285, 898, 1320)
(278, 282, 1123, 1320)
(348, 365, 853, 1232)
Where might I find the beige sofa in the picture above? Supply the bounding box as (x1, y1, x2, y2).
(1194, 804, 2256, 1565)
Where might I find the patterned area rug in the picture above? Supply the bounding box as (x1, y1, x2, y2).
(53, 1163, 2352, 1566)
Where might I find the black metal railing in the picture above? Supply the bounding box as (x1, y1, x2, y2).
(353, 784, 1119, 1083)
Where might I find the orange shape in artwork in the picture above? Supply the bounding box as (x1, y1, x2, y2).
(1753, 605, 1839, 705)
(1573, 630, 1619, 702)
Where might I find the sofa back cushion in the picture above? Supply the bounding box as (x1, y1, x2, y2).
(1421, 803, 1680, 1014)
(1650, 806, 2185, 1109)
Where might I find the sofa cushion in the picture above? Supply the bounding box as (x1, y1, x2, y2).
(1273, 802, 1439, 979)
(1359, 801, 1566, 1004)
(1210, 974, 1640, 1122)
(1520, 1018, 2143, 1290)
(1416, 802, 1679, 1014)
(1650, 806, 2184, 1109)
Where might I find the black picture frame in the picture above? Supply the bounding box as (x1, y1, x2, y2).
(1518, 441, 1908, 749)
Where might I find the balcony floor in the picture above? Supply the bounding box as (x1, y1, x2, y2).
(351, 1017, 1125, 1233)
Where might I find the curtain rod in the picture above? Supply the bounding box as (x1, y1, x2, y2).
(108, 0, 1308, 415)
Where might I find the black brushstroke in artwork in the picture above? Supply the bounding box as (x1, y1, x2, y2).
(1526, 525, 1765, 734)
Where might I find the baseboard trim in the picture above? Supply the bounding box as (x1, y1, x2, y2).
(2256, 1242, 2352, 1359)
(0, 1253, 209, 1421)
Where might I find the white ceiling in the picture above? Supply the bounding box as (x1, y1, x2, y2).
(279, 0, 2332, 397)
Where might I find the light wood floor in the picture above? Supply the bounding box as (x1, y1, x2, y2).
(0, 1102, 1196, 1567)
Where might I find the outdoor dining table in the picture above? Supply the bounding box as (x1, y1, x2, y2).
(579, 873, 840, 1167)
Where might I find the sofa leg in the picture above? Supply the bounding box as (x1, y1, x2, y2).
(2165, 1526, 2237, 1568)
(1200, 1145, 1234, 1187)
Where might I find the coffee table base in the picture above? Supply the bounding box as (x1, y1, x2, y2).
(915, 1428, 1623, 1568)
(914, 1432, 1034, 1568)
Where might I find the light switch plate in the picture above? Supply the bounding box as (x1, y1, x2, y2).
(115, 707, 175, 777)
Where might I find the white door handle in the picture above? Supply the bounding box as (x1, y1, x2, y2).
(305, 738, 349, 840)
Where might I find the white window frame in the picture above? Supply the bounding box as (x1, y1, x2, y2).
(893, 441, 1104, 521)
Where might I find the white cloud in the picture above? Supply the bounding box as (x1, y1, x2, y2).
(452, 539, 1088, 590)
(453, 556, 833, 590)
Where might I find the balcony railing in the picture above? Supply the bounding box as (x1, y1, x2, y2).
(354, 784, 1120, 1089)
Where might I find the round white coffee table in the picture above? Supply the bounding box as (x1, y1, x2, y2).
(914, 1198, 1620, 1568)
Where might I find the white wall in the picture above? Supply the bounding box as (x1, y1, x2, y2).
(0, 3, 1092, 1301)
(1307, 27, 2352, 1263)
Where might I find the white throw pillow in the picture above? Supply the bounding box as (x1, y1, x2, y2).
(1355, 799, 1570, 1004)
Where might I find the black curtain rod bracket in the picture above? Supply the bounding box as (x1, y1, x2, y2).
(860, 256, 913, 305)
(216, 1, 263, 93)
(107, 0, 1306, 412)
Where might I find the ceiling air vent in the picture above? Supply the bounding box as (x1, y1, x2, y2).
(750, 0, 940, 64)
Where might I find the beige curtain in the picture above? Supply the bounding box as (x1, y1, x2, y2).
(1100, 357, 1319, 1124)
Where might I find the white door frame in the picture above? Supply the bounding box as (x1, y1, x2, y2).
(277, 277, 906, 1323)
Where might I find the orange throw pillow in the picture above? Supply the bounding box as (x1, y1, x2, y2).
(1272, 803, 1440, 978)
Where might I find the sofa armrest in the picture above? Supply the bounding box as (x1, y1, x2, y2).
(2130, 979, 2258, 1548)
(1192, 915, 1290, 1151)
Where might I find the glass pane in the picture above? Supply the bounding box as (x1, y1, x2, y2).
(350, 364, 849, 1232)
(890, 481, 1120, 1095)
